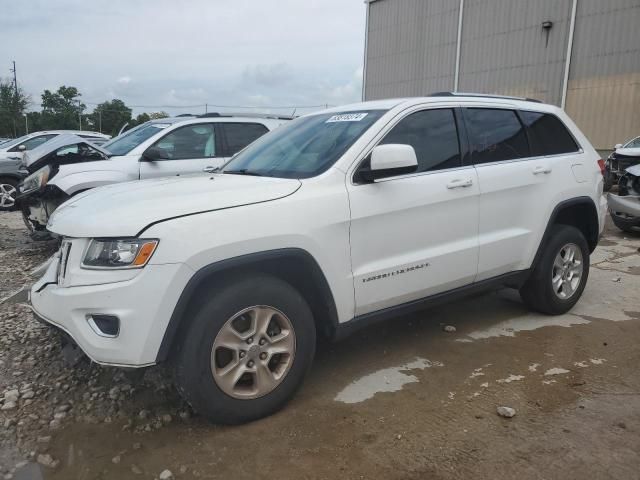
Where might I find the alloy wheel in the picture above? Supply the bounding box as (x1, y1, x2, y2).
(551, 243, 583, 300)
(211, 305, 296, 399)
(0, 183, 16, 209)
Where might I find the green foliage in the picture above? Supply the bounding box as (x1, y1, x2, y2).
(0, 78, 31, 137)
(39, 86, 85, 130)
(88, 99, 132, 137)
(0, 81, 169, 140)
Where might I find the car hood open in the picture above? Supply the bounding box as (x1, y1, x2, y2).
(24, 134, 111, 171)
(47, 174, 301, 237)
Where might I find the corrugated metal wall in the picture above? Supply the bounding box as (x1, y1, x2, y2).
(365, 0, 459, 99)
(565, 0, 640, 149)
(363, 0, 640, 149)
(458, 0, 573, 105)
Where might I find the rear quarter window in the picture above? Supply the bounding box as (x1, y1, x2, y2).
(221, 123, 269, 156)
(519, 111, 580, 156)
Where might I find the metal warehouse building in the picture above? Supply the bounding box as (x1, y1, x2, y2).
(362, 0, 640, 150)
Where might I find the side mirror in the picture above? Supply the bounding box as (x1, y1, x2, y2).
(18, 145, 26, 151)
(360, 144, 418, 182)
(614, 143, 623, 149)
(142, 146, 168, 162)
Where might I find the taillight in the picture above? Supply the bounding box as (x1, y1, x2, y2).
(597, 159, 605, 176)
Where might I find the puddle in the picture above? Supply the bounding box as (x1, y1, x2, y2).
(465, 315, 591, 340)
(496, 374, 525, 383)
(544, 368, 570, 376)
(334, 357, 443, 404)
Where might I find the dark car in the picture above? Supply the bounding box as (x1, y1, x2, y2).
(0, 158, 28, 211)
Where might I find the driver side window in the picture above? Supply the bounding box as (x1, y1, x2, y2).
(378, 108, 462, 173)
(154, 124, 217, 160)
(9, 134, 57, 152)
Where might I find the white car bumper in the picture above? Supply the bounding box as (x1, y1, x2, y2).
(30, 255, 193, 367)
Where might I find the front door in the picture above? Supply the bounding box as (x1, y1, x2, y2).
(348, 107, 480, 316)
(139, 123, 226, 179)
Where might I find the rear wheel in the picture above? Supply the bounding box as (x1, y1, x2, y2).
(0, 177, 18, 211)
(520, 225, 589, 315)
(174, 274, 316, 424)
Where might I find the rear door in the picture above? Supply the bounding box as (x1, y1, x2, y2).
(139, 123, 223, 179)
(348, 106, 480, 315)
(467, 107, 580, 280)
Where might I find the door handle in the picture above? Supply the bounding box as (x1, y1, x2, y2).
(202, 166, 217, 173)
(446, 178, 473, 189)
(532, 166, 552, 175)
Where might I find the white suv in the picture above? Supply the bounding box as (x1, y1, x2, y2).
(31, 94, 606, 423)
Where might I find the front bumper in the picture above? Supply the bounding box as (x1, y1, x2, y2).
(608, 193, 640, 218)
(30, 253, 194, 367)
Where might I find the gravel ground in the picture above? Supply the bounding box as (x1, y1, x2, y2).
(0, 212, 191, 478)
(1, 210, 640, 480)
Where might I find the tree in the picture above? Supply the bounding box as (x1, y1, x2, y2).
(88, 99, 132, 137)
(130, 111, 169, 128)
(40, 86, 85, 130)
(0, 79, 30, 137)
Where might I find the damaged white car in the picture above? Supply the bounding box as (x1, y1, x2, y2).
(18, 115, 289, 236)
(604, 135, 640, 190)
(608, 164, 640, 233)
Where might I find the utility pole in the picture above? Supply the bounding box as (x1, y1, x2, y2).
(77, 100, 83, 131)
(25, 114, 28, 134)
(98, 110, 102, 133)
(11, 61, 17, 97)
(10, 61, 18, 136)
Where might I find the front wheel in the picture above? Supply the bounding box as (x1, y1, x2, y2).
(174, 274, 316, 424)
(520, 225, 590, 315)
(0, 177, 18, 211)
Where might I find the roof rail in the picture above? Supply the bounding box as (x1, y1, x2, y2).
(196, 112, 295, 120)
(428, 92, 542, 103)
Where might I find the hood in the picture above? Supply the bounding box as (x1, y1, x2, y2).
(47, 174, 301, 237)
(24, 134, 111, 170)
(625, 164, 640, 177)
(614, 147, 640, 158)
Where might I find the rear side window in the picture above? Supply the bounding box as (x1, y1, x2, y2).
(222, 123, 269, 156)
(519, 111, 579, 156)
(465, 108, 529, 164)
(380, 108, 461, 172)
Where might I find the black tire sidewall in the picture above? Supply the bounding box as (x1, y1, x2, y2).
(528, 225, 590, 314)
(175, 274, 316, 424)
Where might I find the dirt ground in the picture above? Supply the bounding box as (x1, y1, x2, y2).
(1, 210, 639, 480)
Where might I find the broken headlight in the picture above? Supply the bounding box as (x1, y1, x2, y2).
(81, 238, 158, 269)
(20, 165, 51, 195)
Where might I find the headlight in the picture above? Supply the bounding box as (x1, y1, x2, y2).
(20, 165, 51, 195)
(81, 238, 159, 269)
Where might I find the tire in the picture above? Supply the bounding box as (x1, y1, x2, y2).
(174, 273, 316, 424)
(611, 213, 639, 234)
(520, 225, 590, 315)
(0, 177, 18, 212)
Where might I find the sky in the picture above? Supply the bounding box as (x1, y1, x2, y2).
(0, 0, 366, 116)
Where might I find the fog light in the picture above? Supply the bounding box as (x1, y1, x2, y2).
(87, 314, 120, 338)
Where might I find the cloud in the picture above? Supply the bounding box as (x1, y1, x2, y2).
(0, 0, 366, 115)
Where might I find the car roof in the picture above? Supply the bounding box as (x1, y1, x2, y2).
(319, 94, 556, 116)
(26, 130, 111, 138)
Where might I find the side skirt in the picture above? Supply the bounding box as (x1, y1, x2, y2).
(333, 270, 530, 341)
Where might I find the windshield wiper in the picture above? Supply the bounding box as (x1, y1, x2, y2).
(224, 169, 264, 177)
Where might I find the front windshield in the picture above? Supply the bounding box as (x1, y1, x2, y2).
(0, 133, 31, 150)
(102, 122, 172, 156)
(222, 110, 386, 178)
(624, 136, 640, 148)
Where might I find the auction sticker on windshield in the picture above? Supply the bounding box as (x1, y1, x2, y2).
(326, 113, 368, 123)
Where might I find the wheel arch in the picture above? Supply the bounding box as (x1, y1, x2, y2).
(155, 248, 339, 363)
(534, 196, 600, 267)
